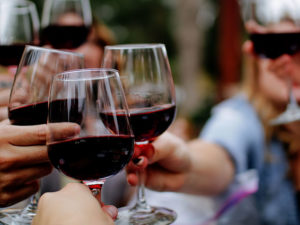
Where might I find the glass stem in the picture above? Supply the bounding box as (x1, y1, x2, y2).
(136, 169, 150, 210)
(84, 180, 105, 203)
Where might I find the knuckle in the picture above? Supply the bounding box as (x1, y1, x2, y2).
(37, 124, 47, 141)
(0, 156, 15, 171)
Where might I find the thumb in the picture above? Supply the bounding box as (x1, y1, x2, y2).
(102, 205, 118, 220)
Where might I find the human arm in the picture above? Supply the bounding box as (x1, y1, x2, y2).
(127, 132, 234, 196)
(32, 183, 116, 225)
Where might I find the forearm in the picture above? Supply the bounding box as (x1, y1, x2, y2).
(180, 139, 235, 196)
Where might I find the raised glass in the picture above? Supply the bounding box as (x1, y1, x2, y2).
(8, 45, 84, 224)
(46, 68, 134, 211)
(40, 0, 92, 49)
(103, 44, 177, 224)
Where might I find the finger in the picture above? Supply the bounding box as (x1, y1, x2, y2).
(2, 124, 48, 146)
(268, 55, 292, 76)
(0, 146, 50, 170)
(4, 123, 80, 146)
(126, 173, 138, 186)
(146, 166, 185, 192)
(0, 163, 52, 189)
(0, 119, 10, 125)
(9, 86, 31, 107)
(47, 122, 80, 141)
(151, 133, 191, 172)
(0, 107, 8, 121)
(102, 205, 118, 220)
(126, 156, 148, 174)
(0, 180, 39, 207)
(0, 89, 10, 107)
(135, 143, 154, 159)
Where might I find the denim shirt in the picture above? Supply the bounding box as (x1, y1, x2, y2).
(200, 94, 299, 225)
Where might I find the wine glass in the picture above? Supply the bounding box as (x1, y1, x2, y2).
(46, 68, 134, 211)
(40, 0, 92, 49)
(7, 45, 84, 224)
(102, 44, 177, 224)
(0, 0, 39, 120)
(240, 0, 300, 125)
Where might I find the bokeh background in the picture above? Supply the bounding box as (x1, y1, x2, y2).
(32, 0, 247, 137)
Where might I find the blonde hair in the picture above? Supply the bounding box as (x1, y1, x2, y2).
(241, 54, 281, 143)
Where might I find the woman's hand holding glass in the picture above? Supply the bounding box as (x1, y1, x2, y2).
(0, 122, 78, 207)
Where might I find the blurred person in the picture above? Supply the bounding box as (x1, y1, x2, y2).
(32, 183, 117, 225)
(75, 18, 115, 68)
(41, 9, 115, 68)
(126, 29, 300, 225)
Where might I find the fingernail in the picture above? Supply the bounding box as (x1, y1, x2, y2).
(72, 124, 81, 134)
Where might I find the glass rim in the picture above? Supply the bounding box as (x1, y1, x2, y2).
(104, 43, 166, 50)
(53, 68, 120, 81)
(0, 0, 36, 8)
(0, 0, 37, 15)
(24, 45, 84, 58)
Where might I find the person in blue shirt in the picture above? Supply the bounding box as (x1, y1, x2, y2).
(126, 40, 300, 224)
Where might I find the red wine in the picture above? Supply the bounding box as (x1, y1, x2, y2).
(0, 45, 26, 66)
(9, 98, 84, 126)
(48, 98, 85, 125)
(9, 101, 48, 125)
(250, 32, 300, 59)
(40, 25, 90, 49)
(101, 104, 176, 142)
(47, 135, 134, 180)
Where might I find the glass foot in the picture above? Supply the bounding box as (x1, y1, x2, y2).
(270, 109, 300, 125)
(0, 208, 22, 225)
(116, 205, 177, 225)
(10, 201, 37, 225)
(10, 213, 35, 225)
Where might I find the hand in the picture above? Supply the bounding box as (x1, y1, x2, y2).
(0, 123, 79, 207)
(126, 132, 191, 192)
(32, 183, 116, 225)
(0, 67, 19, 121)
(126, 132, 234, 195)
